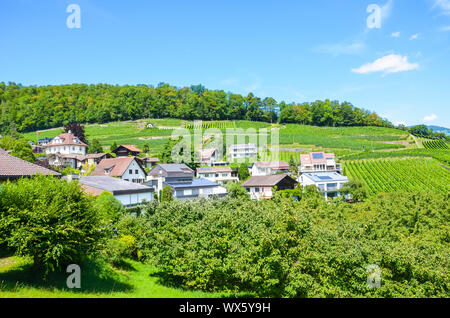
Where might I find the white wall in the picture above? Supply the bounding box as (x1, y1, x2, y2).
(121, 160, 146, 183)
(115, 191, 153, 207)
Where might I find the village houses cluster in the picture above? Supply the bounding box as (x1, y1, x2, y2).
(0, 131, 349, 207)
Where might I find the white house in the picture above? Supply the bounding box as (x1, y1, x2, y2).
(78, 176, 154, 207)
(299, 152, 342, 174)
(228, 144, 257, 160)
(300, 172, 349, 200)
(44, 131, 87, 156)
(196, 167, 239, 185)
(92, 157, 147, 183)
(251, 161, 290, 176)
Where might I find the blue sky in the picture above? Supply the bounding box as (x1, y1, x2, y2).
(1, 0, 449, 127)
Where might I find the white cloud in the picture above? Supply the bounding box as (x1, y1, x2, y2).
(351, 54, 419, 75)
(409, 33, 420, 40)
(439, 25, 450, 31)
(391, 31, 401, 37)
(314, 42, 365, 56)
(395, 121, 407, 126)
(433, 0, 450, 14)
(423, 114, 438, 122)
(381, 0, 394, 21)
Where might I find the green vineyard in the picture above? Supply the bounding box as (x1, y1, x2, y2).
(423, 139, 449, 149)
(343, 158, 450, 196)
(260, 151, 300, 163)
(185, 121, 236, 130)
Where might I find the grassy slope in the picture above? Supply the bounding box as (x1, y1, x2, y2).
(22, 119, 412, 158)
(0, 256, 225, 298)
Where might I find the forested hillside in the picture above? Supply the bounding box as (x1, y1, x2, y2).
(0, 82, 393, 133)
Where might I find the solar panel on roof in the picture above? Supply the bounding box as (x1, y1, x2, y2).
(312, 153, 324, 159)
(318, 176, 332, 180)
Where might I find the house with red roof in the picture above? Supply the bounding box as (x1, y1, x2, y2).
(112, 145, 143, 157)
(0, 151, 60, 181)
(250, 161, 290, 176)
(44, 131, 88, 156)
(92, 157, 147, 183)
(299, 152, 342, 174)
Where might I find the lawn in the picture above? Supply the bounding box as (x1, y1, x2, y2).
(0, 256, 227, 298)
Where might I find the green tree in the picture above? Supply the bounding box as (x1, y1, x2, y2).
(161, 185, 173, 202)
(340, 179, 368, 202)
(88, 139, 103, 154)
(92, 191, 125, 223)
(238, 163, 250, 181)
(110, 141, 118, 153)
(225, 181, 250, 199)
(11, 138, 35, 163)
(0, 176, 105, 274)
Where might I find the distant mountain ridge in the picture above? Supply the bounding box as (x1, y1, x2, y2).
(409, 125, 450, 136)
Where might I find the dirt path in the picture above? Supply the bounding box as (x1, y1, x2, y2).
(410, 134, 421, 148)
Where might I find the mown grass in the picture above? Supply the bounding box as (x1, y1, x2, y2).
(0, 256, 228, 298)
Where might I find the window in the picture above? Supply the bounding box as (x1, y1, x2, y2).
(129, 169, 133, 174)
(184, 189, 192, 196)
(255, 188, 260, 192)
(135, 169, 139, 174)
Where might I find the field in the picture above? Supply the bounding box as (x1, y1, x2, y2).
(343, 158, 450, 196)
(22, 119, 415, 160)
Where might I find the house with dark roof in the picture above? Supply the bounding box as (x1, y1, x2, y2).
(300, 172, 349, 200)
(77, 176, 154, 207)
(241, 174, 298, 200)
(147, 163, 227, 200)
(112, 145, 143, 157)
(92, 157, 147, 183)
(0, 151, 60, 181)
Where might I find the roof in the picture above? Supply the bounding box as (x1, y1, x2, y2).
(114, 145, 143, 153)
(196, 167, 232, 173)
(78, 176, 154, 195)
(242, 174, 297, 187)
(142, 157, 159, 163)
(92, 157, 140, 177)
(254, 161, 289, 169)
(200, 148, 216, 160)
(302, 172, 349, 183)
(164, 178, 220, 189)
(229, 143, 256, 149)
(45, 132, 88, 147)
(0, 152, 60, 179)
(300, 152, 335, 165)
(83, 153, 110, 159)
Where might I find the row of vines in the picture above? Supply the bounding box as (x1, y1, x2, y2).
(343, 158, 450, 196)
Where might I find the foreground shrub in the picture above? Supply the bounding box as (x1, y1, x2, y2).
(118, 192, 449, 297)
(0, 176, 105, 274)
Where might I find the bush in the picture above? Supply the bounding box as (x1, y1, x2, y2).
(0, 176, 105, 274)
(103, 235, 138, 266)
(129, 192, 449, 297)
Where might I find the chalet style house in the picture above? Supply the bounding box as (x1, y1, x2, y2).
(92, 157, 147, 183)
(146, 164, 227, 200)
(251, 161, 290, 176)
(48, 152, 112, 170)
(300, 172, 349, 200)
(0, 150, 60, 181)
(242, 174, 298, 200)
(44, 131, 87, 156)
(299, 152, 342, 174)
(195, 167, 239, 185)
(112, 145, 143, 157)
